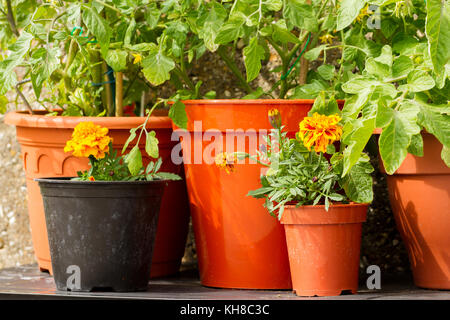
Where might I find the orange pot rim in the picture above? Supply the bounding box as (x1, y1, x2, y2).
(281, 202, 369, 225)
(4, 110, 171, 129)
(169, 98, 346, 106)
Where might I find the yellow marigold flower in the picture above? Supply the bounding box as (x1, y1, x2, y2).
(88, 176, 95, 181)
(356, 5, 370, 23)
(215, 152, 238, 174)
(319, 33, 336, 45)
(64, 122, 112, 159)
(298, 113, 343, 153)
(268, 108, 282, 128)
(132, 53, 142, 64)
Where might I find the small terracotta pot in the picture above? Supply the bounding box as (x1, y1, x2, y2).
(4, 110, 190, 278)
(173, 99, 344, 289)
(380, 133, 450, 289)
(281, 203, 368, 297)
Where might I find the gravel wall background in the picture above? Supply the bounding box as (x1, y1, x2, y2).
(0, 50, 411, 279)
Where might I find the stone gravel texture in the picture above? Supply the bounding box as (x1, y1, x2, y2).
(0, 48, 411, 278)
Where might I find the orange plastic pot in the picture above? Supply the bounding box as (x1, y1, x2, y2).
(173, 99, 343, 289)
(4, 110, 190, 277)
(281, 203, 368, 297)
(380, 133, 450, 289)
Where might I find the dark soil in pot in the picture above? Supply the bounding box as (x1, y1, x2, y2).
(36, 178, 166, 292)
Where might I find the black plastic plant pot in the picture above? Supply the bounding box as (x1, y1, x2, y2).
(35, 178, 167, 292)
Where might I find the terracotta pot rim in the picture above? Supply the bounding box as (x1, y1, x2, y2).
(281, 202, 368, 225)
(284, 202, 369, 209)
(4, 110, 171, 129)
(172, 98, 345, 105)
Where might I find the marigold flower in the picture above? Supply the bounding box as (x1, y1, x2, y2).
(298, 113, 343, 153)
(64, 122, 112, 159)
(268, 108, 282, 129)
(132, 53, 142, 64)
(215, 152, 238, 174)
(319, 33, 336, 45)
(88, 176, 95, 181)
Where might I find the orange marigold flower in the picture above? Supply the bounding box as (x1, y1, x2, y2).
(215, 152, 238, 174)
(88, 176, 95, 181)
(64, 122, 112, 159)
(298, 113, 343, 153)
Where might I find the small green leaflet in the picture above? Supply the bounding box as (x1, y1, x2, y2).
(146, 131, 159, 158)
(243, 37, 265, 82)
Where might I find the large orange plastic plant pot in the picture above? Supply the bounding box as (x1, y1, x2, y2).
(281, 203, 368, 297)
(173, 99, 339, 289)
(5, 110, 190, 278)
(380, 133, 450, 289)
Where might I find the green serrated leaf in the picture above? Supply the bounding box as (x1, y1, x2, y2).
(125, 146, 143, 176)
(145, 130, 159, 158)
(169, 100, 188, 129)
(243, 37, 265, 82)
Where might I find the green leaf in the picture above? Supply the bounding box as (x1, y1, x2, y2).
(198, 2, 227, 52)
(168, 100, 188, 129)
(426, 0, 450, 78)
(105, 50, 128, 72)
(365, 58, 391, 79)
(342, 155, 374, 203)
(304, 45, 326, 61)
(418, 103, 450, 147)
(379, 103, 421, 174)
(272, 20, 301, 44)
(375, 101, 395, 128)
(336, 0, 366, 31)
(215, 16, 245, 45)
(407, 133, 424, 157)
(142, 48, 175, 86)
(442, 145, 450, 167)
(124, 18, 136, 46)
(283, 0, 318, 32)
(243, 87, 265, 99)
(145, 3, 160, 29)
(122, 128, 137, 154)
(317, 64, 335, 81)
(392, 55, 414, 78)
(156, 172, 182, 181)
(82, 7, 111, 57)
(343, 117, 375, 176)
(399, 70, 435, 92)
(243, 37, 265, 82)
(0, 95, 8, 114)
(247, 187, 273, 198)
(0, 31, 33, 94)
(145, 131, 159, 158)
(125, 146, 143, 176)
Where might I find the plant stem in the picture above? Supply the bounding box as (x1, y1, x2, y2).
(102, 62, 114, 116)
(6, 0, 19, 37)
(115, 72, 124, 117)
(217, 45, 253, 94)
(173, 66, 195, 91)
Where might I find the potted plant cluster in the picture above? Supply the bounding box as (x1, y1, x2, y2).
(225, 104, 374, 296)
(37, 109, 181, 292)
(0, 0, 448, 293)
(1, 0, 191, 277)
(338, 1, 450, 289)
